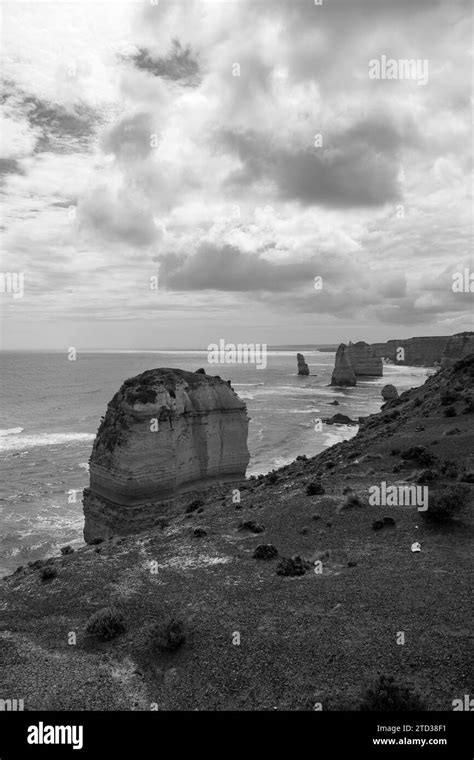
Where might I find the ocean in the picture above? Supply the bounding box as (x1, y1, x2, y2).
(0, 349, 431, 577)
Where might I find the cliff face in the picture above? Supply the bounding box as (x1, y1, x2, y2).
(83, 368, 250, 543)
(296, 353, 309, 376)
(347, 342, 383, 376)
(331, 344, 356, 386)
(369, 335, 474, 366)
(441, 333, 474, 368)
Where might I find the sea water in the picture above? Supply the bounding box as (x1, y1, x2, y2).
(0, 349, 429, 576)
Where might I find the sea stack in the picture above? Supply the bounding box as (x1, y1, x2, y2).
(296, 353, 310, 376)
(347, 341, 383, 376)
(83, 368, 250, 543)
(331, 344, 357, 386)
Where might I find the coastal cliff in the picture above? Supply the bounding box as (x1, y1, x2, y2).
(369, 333, 474, 366)
(441, 332, 474, 367)
(2, 356, 472, 711)
(83, 368, 249, 543)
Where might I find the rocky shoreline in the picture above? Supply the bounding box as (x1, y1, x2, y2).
(0, 356, 472, 710)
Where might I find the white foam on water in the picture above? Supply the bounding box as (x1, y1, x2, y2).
(323, 424, 359, 448)
(0, 427, 24, 436)
(0, 432, 94, 453)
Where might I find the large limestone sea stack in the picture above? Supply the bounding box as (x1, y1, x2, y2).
(331, 344, 356, 386)
(83, 368, 250, 543)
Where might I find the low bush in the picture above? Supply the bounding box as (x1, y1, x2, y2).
(185, 499, 204, 514)
(40, 565, 57, 581)
(443, 406, 456, 418)
(306, 480, 325, 496)
(85, 607, 126, 641)
(148, 618, 186, 653)
(359, 675, 426, 711)
(400, 446, 437, 466)
(423, 484, 469, 523)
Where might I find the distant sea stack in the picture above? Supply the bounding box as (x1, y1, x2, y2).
(331, 344, 357, 386)
(296, 353, 310, 376)
(83, 368, 250, 543)
(347, 342, 383, 376)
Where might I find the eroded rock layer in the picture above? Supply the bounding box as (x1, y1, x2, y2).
(83, 368, 249, 542)
(347, 342, 383, 376)
(331, 344, 357, 386)
(370, 333, 474, 366)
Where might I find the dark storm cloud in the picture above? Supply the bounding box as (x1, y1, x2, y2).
(221, 113, 416, 207)
(128, 40, 199, 84)
(160, 243, 318, 292)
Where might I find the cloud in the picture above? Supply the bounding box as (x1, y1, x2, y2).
(221, 113, 413, 207)
(1, 0, 472, 347)
(128, 39, 200, 84)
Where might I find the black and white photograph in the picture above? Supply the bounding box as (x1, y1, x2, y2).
(0, 0, 473, 753)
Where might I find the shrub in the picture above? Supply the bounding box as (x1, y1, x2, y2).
(372, 520, 385, 531)
(253, 544, 278, 560)
(441, 390, 458, 406)
(267, 471, 278, 484)
(238, 520, 265, 533)
(306, 480, 325, 496)
(417, 469, 438, 484)
(40, 565, 57, 581)
(423, 484, 469, 523)
(326, 460, 335, 470)
(85, 607, 126, 640)
(359, 675, 426, 711)
(296, 455, 308, 462)
(185, 499, 204, 514)
(443, 406, 456, 418)
(343, 492, 365, 509)
(276, 556, 308, 577)
(401, 446, 437, 466)
(148, 618, 185, 653)
(60, 545, 74, 555)
(441, 460, 459, 479)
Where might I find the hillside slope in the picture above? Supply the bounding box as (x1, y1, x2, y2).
(1, 357, 472, 711)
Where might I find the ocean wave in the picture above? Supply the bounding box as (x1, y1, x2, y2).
(233, 382, 265, 387)
(0, 427, 24, 436)
(323, 424, 359, 447)
(0, 432, 95, 453)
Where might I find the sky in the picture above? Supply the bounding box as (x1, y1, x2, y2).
(0, 0, 472, 350)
